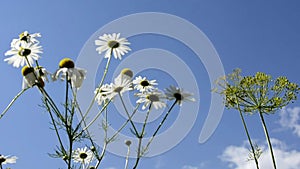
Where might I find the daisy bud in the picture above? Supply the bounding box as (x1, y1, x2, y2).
(59, 58, 75, 68)
(90, 146, 96, 152)
(121, 68, 133, 78)
(63, 155, 68, 160)
(124, 140, 132, 146)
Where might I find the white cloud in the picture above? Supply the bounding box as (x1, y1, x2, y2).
(220, 138, 300, 169)
(182, 165, 199, 169)
(279, 107, 300, 137)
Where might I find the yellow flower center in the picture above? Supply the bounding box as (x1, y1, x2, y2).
(21, 66, 35, 76)
(18, 48, 31, 57)
(108, 40, 120, 48)
(121, 68, 133, 78)
(59, 58, 75, 68)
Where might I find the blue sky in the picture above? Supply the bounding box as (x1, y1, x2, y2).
(1, 1, 300, 169)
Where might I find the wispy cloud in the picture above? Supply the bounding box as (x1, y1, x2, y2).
(279, 106, 300, 137)
(182, 165, 199, 169)
(220, 138, 300, 169)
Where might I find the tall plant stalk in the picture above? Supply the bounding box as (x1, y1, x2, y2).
(259, 111, 277, 169)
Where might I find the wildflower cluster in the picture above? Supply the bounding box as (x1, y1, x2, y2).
(217, 69, 299, 114)
(215, 68, 300, 169)
(1, 31, 195, 169)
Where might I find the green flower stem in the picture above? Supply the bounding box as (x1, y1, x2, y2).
(82, 99, 111, 131)
(108, 103, 141, 143)
(84, 49, 112, 119)
(124, 145, 131, 169)
(44, 98, 67, 159)
(70, 87, 102, 162)
(133, 103, 152, 169)
(133, 137, 143, 169)
(0, 87, 29, 119)
(38, 87, 64, 120)
(236, 100, 260, 169)
(95, 108, 109, 169)
(65, 74, 69, 132)
(259, 111, 277, 169)
(143, 100, 177, 153)
(118, 93, 139, 137)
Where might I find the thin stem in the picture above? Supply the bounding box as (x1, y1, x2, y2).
(70, 86, 101, 162)
(44, 98, 67, 156)
(82, 100, 111, 131)
(1, 87, 29, 119)
(118, 93, 139, 136)
(95, 108, 109, 168)
(144, 100, 177, 152)
(259, 111, 277, 169)
(133, 103, 152, 169)
(84, 50, 112, 118)
(236, 97, 260, 169)
(65, 74, 69, 128)
(133, 138, 142, 169)
(108, 103, 141, 143)
(124, 145, 131, 169)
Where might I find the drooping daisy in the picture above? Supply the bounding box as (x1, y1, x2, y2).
(136, 90, 166, 110)
(94, 83, 113, 105)
(21, 66, 39, 89)
(133, 76, 158, 92)
(0, 154, 18, 165)
(4, 41, 42, 68)
(165, 85, 195, 105)
(21, 66, 50, 89)
(72, 147, 94, 164)
(95, 33, 131, 60)
(52, 58, 87, 89)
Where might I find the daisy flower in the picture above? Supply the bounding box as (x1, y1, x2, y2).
(165, 85, 195, 105)
(52, 58, 87, 89)
(109, 73, 133, 98)
(0, 154, 18, 165)
(133, 76, 158, 92)
(94, 83, 113, 105)
(21, 66, 50, 89)
(10, 31, 41, 46)
(21, 66, 38, 89)
(136, 90, 166, 110)
(72, 147, 94, 165)
(95, 33, 131, 60)
(35, 66, 51, 83)
(4, 41, 42, 68)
